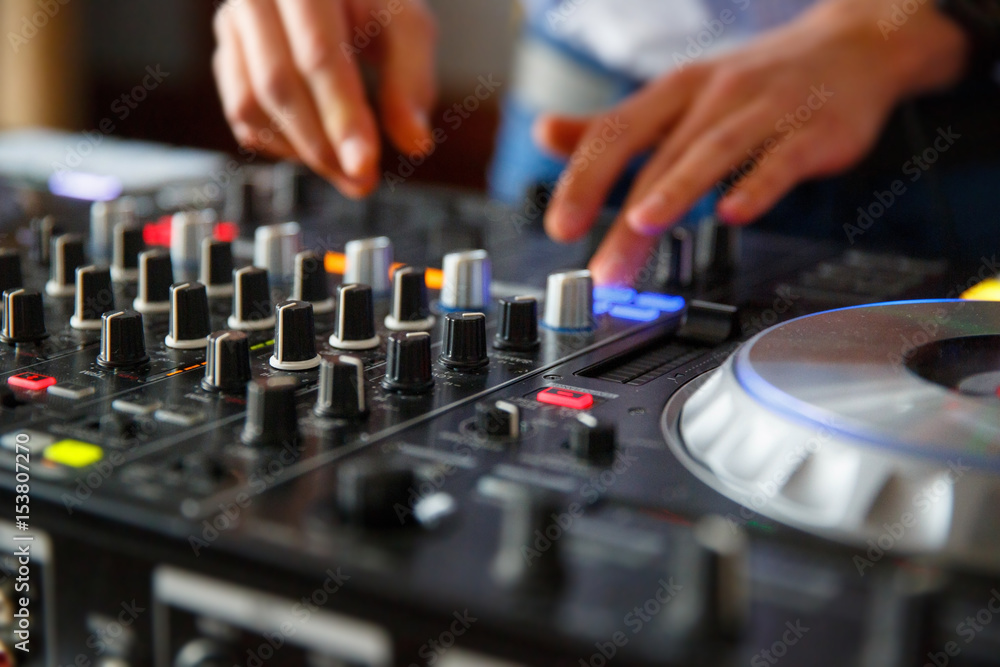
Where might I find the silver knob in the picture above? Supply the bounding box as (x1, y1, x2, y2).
(440, 249, 490, 311)
(170, 211, 214, 280)
(344, 237, 393, 295)
(90, 198, 136, 264)
(253, 222, 302, 285)
(543, 270, 593, 331)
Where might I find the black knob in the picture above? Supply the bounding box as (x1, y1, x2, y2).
(386, 266, 434, 331)
(494, 296, 539, 352)
(329, 283, 379, 350)
(229, 267, 275, 331)
(476, 400, 520, 439)
(440, 312, 488, 371)
(46, 234, 86, 297)
(270, 300, 321, 371)
(491, 483, 565, 592)
(30, 215, 61, 266)
(199, 239, 234, 298)
(134, 250, 174, 314)
(111, 223, 144, 282)
(71, 265, 115, 330)
(382, 332, 434, 394)
(569, 415, 616, 466)
(314, 354, 367, 419)
(241, 376, 300, 448)
(97, 310, 149, 369)
(166, 282, 211, 349)
(202, 330, 252, 393)
(337, 459, 417, 528)
(1, 289, 47, 345)
(0, 249, 23, 295)
(292, 251, 334, 314)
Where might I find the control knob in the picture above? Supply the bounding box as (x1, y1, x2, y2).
(97, 310, 149, 369)
(269, 300, 321, 371)
(202, 330, 252, 393)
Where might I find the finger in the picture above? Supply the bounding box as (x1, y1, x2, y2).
(544, 69, 704, 244)
(532, 114, 590, 158)
(625, 101, 779, 235)
(213, 12, 297, 158)
(371, 1, 439, 156)
(652, 68, 759, 171)
(717, 130, 833, 225)
(275, 0, 380, 185)
(234, 0, 367, 196)
(587, 217, 661, 287)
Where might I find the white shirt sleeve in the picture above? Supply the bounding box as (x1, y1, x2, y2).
(525, 0, 818, 80)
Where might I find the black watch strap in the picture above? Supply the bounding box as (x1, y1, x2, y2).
(937, 0, 1000, 74)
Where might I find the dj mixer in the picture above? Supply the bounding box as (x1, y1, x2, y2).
(0, 134, 998, 667)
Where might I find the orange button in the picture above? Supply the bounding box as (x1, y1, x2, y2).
(8, 372, 57, 392)
(536, 387, 594, 410)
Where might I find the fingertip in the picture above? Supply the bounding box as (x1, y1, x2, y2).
(338, 135, 377, 181)
(588, 255, 631, 287)
(544, 201, 591, 244)
(717, 191, 754, 225)
(626, 193, 670, 236)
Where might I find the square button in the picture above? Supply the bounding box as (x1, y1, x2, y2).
(634, 293, 685, 313)
(44, 440, 104, 468)
(536, 387, 594, 410)
(7, 372, 57, 392)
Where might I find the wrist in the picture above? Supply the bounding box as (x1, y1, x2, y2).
(808, 0, 971, 98)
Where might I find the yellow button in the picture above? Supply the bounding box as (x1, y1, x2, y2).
(962, 278, 1000, 301)
(44, 440, 104, 468)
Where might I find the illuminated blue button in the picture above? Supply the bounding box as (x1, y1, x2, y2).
(593, 286, 637, 304)
(593, 301, 611, 316)
(634, 293, 685, 313)
(609, 305, 660, 322)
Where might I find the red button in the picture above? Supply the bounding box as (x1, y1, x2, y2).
(536, 387, 594, 410)
(8, 373, 57, 392)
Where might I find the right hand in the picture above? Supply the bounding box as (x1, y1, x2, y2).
(213, 0, 439, 197)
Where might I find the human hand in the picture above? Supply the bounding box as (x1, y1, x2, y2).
(213, 0, 438, 198)
(535, 0, 969, 285)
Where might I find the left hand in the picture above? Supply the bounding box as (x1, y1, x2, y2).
(535, 0, 970, 285)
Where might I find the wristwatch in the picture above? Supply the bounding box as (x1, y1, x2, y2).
(936, 0, 1000, 74)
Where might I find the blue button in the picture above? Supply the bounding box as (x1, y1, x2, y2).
(593, 301, 611, 316)
(634, 293, 685, 313)
(593, 287, 637, 304)
(609, 305, 660, 322)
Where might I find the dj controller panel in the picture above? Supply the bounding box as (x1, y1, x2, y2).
(0, 143, 998, 667)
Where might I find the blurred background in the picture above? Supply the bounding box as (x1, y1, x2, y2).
(0, 0, 517, 190)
